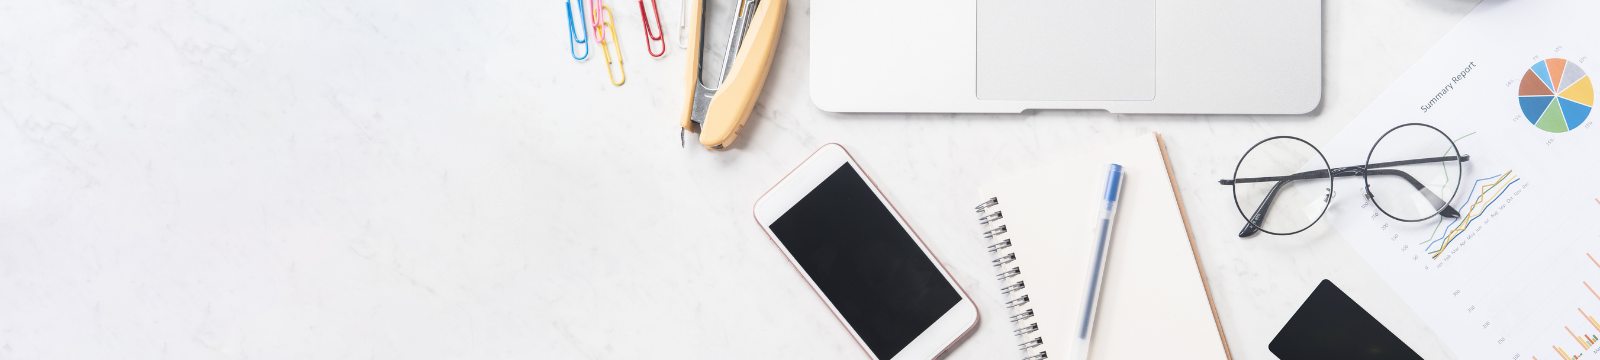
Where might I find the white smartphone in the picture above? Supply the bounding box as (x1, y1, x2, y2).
(753, 144, 979, 360)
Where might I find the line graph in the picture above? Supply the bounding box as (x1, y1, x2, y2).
(1420, 170, 1521, 259)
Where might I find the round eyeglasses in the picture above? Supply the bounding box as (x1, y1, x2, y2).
(1218, 123, 1470, 237)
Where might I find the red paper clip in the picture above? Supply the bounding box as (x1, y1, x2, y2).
(639, 0, 666, 57)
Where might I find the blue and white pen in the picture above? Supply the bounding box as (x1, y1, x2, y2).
(1070, 164, 1124, 360)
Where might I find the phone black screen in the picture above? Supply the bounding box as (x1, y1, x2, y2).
(768, 163, 963, 359)
(1269, 280, 1421, 360)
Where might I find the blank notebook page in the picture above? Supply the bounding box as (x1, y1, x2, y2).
(978, 133, 1230, 360)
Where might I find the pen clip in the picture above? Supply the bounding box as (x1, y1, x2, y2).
(1102, 163, 1124, 204)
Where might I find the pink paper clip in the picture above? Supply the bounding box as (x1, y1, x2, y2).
(590, 0, 606, 39)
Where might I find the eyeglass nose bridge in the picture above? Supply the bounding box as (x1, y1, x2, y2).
(1331, 165, 1367, 177)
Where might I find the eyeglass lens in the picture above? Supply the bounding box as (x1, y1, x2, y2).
(1231, 137, 1333, 235)
(1364, 124, 1464, 222)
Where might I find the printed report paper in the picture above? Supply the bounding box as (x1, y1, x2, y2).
(1318, 1, 1600, 360)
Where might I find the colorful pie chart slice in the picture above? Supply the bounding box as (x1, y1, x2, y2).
(1560, 76, 1593, 106)
(1560, 97, 1591, 129)
(1561, 61, 1589, 92)
(1549, 59, 1568, 90)
(1536, 97, 1568, 133)
(1521, 70, 1554, 96)
(1521, 96, 1554, 125)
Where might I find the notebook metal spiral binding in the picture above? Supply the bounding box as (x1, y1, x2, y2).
(993, 253, 1016, 266)
(987, 239, 1012, 252)
(975, 197, 998, 213)
(1019, 338, 1044, 350)
(1014, 322, 1039, 335)
(982, 225, 1007, 239)
(1000, 281, 1026, 294)
(978, 211, 1003, 225)
(978, 197, 1047, 360)
(1008, 309, 1034, 322)
(996, 267, 1021, 280)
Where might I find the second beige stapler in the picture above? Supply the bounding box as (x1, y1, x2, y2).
(679, 0, 786, 150)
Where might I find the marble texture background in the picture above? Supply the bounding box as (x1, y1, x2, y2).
(0, 0, 1482, 358)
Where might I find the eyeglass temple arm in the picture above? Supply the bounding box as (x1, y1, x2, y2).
(1233, 166, 1462, 237)
(1237, 179, 1294, 237)
(1362, 168, 1461, 218)
(1235, 168, 1357, 237)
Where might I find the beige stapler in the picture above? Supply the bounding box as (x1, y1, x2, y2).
(679, 0, 786, 150)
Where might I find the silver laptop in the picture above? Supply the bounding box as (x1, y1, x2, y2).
(810, 0, 1321, 114)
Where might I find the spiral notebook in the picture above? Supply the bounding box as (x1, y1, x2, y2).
(974, 133, 1231, 360)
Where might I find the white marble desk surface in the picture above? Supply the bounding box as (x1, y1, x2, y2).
(1, 0, 1482, 358)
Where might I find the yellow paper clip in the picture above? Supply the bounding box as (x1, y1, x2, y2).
(595, 5, 626, 86)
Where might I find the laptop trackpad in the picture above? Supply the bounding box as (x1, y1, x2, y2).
(977, 0, 1156, 101)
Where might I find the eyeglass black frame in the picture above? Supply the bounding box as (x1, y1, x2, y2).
(1218, 123, 1470, 237)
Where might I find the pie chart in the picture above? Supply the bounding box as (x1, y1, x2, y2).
(1518, 58, 1593, 133)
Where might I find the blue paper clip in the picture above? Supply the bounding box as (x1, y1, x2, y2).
(566, 0, 590, 60)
